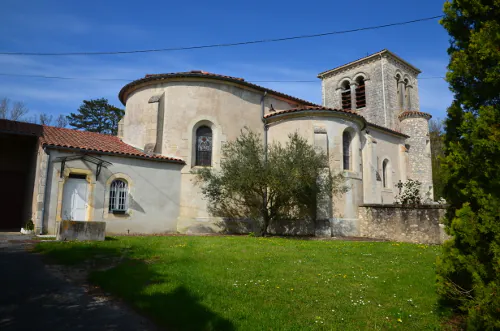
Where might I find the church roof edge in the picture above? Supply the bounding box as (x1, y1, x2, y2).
(317, 49, 422, 78)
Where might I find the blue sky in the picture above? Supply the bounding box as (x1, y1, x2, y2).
(0, 0, 452, 122)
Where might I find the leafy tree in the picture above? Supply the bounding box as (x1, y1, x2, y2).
(194, 129, 348, 236)
(67, 98, 124, 135)
(436, 1, 500, 329)
(0, 97, 29, 121)
(429, 119, 445, 199)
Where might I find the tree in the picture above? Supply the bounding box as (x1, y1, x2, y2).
(29, 113, 68, 127)
(0, 97, 29, 121)
(429, 119, 445, 199)
(436, 1, 500, 329)
(67, 98, 124, 135)
(194, 129, 348, 236)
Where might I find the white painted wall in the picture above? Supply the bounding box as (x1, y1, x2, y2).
(42, 149, 183, 235)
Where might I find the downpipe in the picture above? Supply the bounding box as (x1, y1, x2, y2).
(260, 91, 268, 234)
(39, 147, 51, 235)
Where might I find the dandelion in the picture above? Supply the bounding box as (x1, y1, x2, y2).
(397, 318, 402, 323)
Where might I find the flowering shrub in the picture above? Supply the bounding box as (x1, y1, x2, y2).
(394, 179, 422, 206)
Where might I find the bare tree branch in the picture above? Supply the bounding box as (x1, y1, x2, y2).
(9, 101, 29, 121)
(0, 98, 9, 119)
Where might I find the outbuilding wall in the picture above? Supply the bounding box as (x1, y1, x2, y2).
(42, 149, 182, 235)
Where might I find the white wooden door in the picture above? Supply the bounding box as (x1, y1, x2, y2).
(62, 178, 88, 221)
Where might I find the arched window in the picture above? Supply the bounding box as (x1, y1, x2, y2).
(382, 159, 389, 188)
(404, 78, 410, 110)
(341, 81, 351, 110)
(195, 126, 213, 166)
(396, 74, 404, 111)
(343, 131, 352, 170)
(355, 77, 366, 108)
(109, 179, 128, 212)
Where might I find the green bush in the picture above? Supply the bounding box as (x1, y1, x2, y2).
(24, 219, 34, 231)
(437, 0, 500, 328)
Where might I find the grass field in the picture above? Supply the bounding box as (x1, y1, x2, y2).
(35, 236, 448, 330)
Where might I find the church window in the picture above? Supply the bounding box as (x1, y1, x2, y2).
(382, 159, 389, 188)
(341, 81, 351, 110)
(195, 126, 213, 166)
(343, 130, 352, 170)
(355, 77, 366, 108)
(109, 179, 128, 213)
(396, 74, 404, 111)
(404, 78, 411, 110)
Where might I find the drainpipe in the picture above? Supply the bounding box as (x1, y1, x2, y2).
(261, 91, 268, 163)
(380, 53, 388, 127)
(260, 91, 268, 232)
(39, 147, 51, 235)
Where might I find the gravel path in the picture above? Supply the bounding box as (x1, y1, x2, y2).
(0, 233, 160, 331)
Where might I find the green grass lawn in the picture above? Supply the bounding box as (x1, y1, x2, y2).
(35, 236, 447, 330)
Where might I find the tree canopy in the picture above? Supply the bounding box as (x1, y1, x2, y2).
(67, 98, 124, 135)
(436, 1, 500, 328)
(194, 129, 348, 236)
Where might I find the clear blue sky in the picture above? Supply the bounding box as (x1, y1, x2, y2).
(0, 0, 452, 122)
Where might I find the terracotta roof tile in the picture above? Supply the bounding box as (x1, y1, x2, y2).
(264, 106, 362, 119)
(119, 71, 317, 107)
(40, 126, 184, 163)
(0, 119, 43, 136)
(398, 110, 432, 120)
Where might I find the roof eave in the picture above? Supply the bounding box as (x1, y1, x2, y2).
(43, 144, 185, 164)
(118, 74, 318, 107)
(265, 109, 366, 130)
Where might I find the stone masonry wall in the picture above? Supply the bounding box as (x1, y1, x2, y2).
(321, 53, 420, 132)
(358, 204, 448, 244)
(400, 117, 434, 200)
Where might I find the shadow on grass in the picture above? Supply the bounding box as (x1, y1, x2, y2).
(37, 243, 235, 331)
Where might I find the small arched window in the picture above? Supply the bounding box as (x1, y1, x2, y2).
(196, 126, 213, 166)
(404, 78, 410, 110)
(109, 179, 128, 213)
(355, 77, 366, 108)
(341, 81, 351, 110)
(382, 159, 389, 188)
(396, 74, 404, 111)
(343, 131, 352, 170)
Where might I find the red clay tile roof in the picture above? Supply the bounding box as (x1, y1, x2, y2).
(264, 106, 363, 120)
(0, 119, 43, 136)
(398, 110, 432, 120)
(119, 70, 317, 107)
(41, 126, 184, 163)
(366, 122, 409, 138)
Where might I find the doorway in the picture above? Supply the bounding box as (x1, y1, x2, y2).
(62, 176, 88, 221)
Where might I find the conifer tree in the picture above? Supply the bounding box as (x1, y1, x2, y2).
(67, 98, 124, 135)
(436, 1, 500, 329)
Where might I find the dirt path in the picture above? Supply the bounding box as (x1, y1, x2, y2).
(0, 233, 161, 331)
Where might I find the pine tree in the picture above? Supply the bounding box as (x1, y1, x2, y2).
(436, 1, 500, 329)
(67, 98, 124, 135)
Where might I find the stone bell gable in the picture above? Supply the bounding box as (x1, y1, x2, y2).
(318, 49, 421, 133)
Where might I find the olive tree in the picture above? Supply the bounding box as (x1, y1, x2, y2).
(194, 129, 348, 236)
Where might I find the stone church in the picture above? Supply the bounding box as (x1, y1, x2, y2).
(0, 49, 434, 236)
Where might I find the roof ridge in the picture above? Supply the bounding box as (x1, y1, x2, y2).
(118, 71, 317, 107)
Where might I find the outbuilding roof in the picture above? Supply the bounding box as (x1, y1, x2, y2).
(118, 70, 318, 107)
(40, 125, 185, 163)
